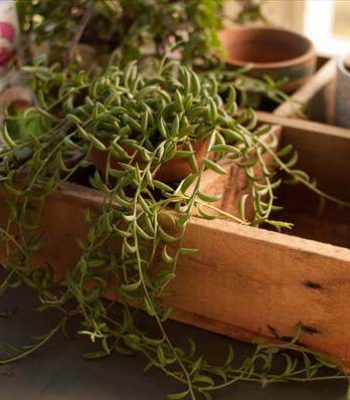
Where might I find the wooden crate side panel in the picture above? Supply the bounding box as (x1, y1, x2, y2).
(256, 112, 350, 200)
(0, 184, 99, 279)
(1, 183, 350, 369)
(274, 59, 336, 121)
(170, 216, 350, 368)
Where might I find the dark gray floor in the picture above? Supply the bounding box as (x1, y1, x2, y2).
(0, 282, 348, 400)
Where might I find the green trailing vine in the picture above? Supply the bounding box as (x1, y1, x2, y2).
(0, 1, 349, 399)
(0, 57, 350, 399)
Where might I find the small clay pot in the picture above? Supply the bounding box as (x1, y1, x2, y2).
(91, 138, 209, 184)
(219, 27, 316, 93)
(335, 55, 350, 129)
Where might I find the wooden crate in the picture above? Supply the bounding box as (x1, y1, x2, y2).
(1, 114, 350, 369)
(1, 59, 350, 370)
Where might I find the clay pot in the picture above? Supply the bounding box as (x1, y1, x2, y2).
(219, 27, 316, 93)
(335, 55, 350, 128)
(91, 138, 209, 184)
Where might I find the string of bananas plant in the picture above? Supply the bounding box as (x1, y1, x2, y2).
(0, 57, 350, 399)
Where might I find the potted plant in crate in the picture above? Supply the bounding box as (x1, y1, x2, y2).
(1, 2, 350, 400)
(1, 55, 350, 399)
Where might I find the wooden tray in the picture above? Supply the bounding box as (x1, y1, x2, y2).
(1, 112, 350, 369)
(1, 58, 350, 371)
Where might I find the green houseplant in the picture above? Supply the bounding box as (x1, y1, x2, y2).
(17, 0, 263, 65)
(0, 1, 349, 399)
(16, 0, 290, 108)
(1, 57, 350, 399)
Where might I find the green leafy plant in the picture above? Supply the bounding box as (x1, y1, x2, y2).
(0, 57, 349, 399)
(235, 0, 269, 25)
(16, 0, 289, 110)
(0, 1, 348, 399)
(17, 0, 225, 65)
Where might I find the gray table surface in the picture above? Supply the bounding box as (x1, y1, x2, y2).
(0, 280, 347, 400)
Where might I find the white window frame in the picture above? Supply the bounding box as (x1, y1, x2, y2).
(304, 0, 350, 56)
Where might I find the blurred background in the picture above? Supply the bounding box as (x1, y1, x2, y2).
(226, 0, 350, 56)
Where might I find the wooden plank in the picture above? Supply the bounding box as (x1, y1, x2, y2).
(1, 179, 350, 370)
(170, 213, 350, 371)
(274, 58, 336, 122)
(1, 118, 350, 370)
(256, 111, 350, 199)
(190, 125, 281, 220)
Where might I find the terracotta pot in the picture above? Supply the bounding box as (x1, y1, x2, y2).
(91, 138, 210, 184)
(219, 27, 316, 93)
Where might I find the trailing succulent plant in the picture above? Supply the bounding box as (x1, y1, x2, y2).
(1, 57, 350, 399)
(0, 1, 349, 399)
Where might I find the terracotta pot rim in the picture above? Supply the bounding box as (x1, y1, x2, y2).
(219, 27, 316, 70)
(90, 137, 211, 184)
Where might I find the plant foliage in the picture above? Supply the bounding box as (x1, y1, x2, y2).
(0, 57, 349, 399)
(0, 1, 349, 399)
(16, 0, 290, 109)
(17, 0, 225, 65)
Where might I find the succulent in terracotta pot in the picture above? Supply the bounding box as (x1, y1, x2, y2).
(59, 61, 221, 185)
(2, 3, 350, 400)
(2, 57, 350, 400)
(91, 137, 210, 184)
